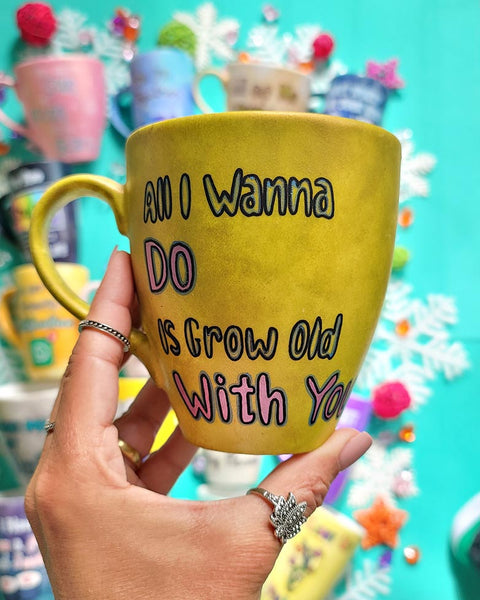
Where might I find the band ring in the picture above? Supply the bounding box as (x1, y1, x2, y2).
(44, 420, 55, 433)
(247, 487, 308, 544)
(118, 438, 142, 470)
(78, 319, 131, 353)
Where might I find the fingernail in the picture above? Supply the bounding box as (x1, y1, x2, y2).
(105, 246, 121, 268)
(338, 431, 372, 470)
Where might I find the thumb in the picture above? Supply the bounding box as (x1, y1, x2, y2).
(245, 429, 372, 550)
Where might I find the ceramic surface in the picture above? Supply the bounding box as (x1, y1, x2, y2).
(28, 112, 400, 454)
(0, 55, 106, 163)
(194, 62, 312, 113)
(0, 263, 89, 381)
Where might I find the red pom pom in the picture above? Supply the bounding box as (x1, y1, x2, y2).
(372, 382, 411, 419)
(16, 2, 56, 47)
(312, 33, 335, 61)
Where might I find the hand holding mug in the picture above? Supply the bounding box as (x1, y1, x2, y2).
(29, 112, 400, 455)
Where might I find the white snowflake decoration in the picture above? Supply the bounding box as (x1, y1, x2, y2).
(310, 59, 348, 110)
(287, 25, 322, 64)
(347, 441, 418, 508)
(174, 3, 239, 69)
(247, 23, 323, 66)
(246, 24, 288, 65)
(49, 9, 89, 52)
(397, 129, 437, 203)
(357, 281, 470, 409)
(334, 560, 391, 600)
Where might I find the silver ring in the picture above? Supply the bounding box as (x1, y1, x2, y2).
(247, 487, 307, 544)
(44, 420, 56, 433)
(78, 319, 131, 352)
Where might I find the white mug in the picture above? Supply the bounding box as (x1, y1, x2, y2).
(0, 382, 58, 478)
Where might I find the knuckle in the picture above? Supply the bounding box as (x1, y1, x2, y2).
(299, 458, 340, 514)
(27, 470, 61, 518)
(23, 481, 37, 523)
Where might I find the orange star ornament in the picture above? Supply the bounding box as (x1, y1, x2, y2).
(354, 497, 408, 549)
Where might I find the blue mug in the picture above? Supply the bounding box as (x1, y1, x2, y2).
(110, 47, 196, 137)
(323, 74, 389, 126)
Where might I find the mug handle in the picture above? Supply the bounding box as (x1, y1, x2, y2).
(192, 69, 228, 114)
(28, 174, 152, 368)
(0, 72, 30, 140)
(109, 87, 133, 139)
(0, 288, 21, 349)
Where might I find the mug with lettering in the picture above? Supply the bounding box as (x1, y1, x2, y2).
(197, 450, 263, 499)
(110, 47, 196, 138)
(193, 62, 312, 113)
(323, 74, 390, 126)
(29, 112, 400, 454)
(0, 495, 53, 599)
(0, 382, 58, 479)
(5, 161, 77, 263)
(0, 263, 90, 381)
(0, 54, 106, 163)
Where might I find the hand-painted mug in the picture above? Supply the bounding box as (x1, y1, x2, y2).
(29, 112, 400, 454)
(323, 74, 390, 126)
(0, 381, 58, 478)
(0, 263, 92, 381)
(110, 47, 196, 138)
(193, 62, 312, 113)
(0, 495, 53, 598)
(5, 161, 77, 263)
(0, 55, 106, 163)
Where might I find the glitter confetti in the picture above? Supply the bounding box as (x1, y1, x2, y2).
(403, 545, 421, 564)
(398, 424, 416, 443)
(398, 207, 414, 228)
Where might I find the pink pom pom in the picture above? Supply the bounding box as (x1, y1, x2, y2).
(372, 382, 411, 419)
(16, 2, 56, 47)
(312, 33, 335, 61)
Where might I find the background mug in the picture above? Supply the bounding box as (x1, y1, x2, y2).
(0, 382, 58, 479)
(196, 450, 263, 499)
(0, 495, 53, 599)
(4, 161, 77, 263)
(29, 112, 400, 455)
(193, 62, 312, 113)
(323, 74, 390, 126)
(0, 54, 106, 163)
(0, 263, 90, 381)
(110, 47, 196, 138)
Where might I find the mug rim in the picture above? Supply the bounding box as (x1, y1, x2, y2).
(131, 47, 194, 63)
(14, 53, 103, 71)
(126, 111, 400, 149)
(226, 61, 311, 78)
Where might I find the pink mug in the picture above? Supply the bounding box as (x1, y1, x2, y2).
(0, 55, 106, 163)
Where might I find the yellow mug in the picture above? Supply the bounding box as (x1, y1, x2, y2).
(0, 263, 89, 381)
(29, 112, 400, 454)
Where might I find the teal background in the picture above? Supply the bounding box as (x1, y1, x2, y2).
(1, 0, 479, 598)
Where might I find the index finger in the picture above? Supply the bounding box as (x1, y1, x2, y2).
(53, 249, 135, 444)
